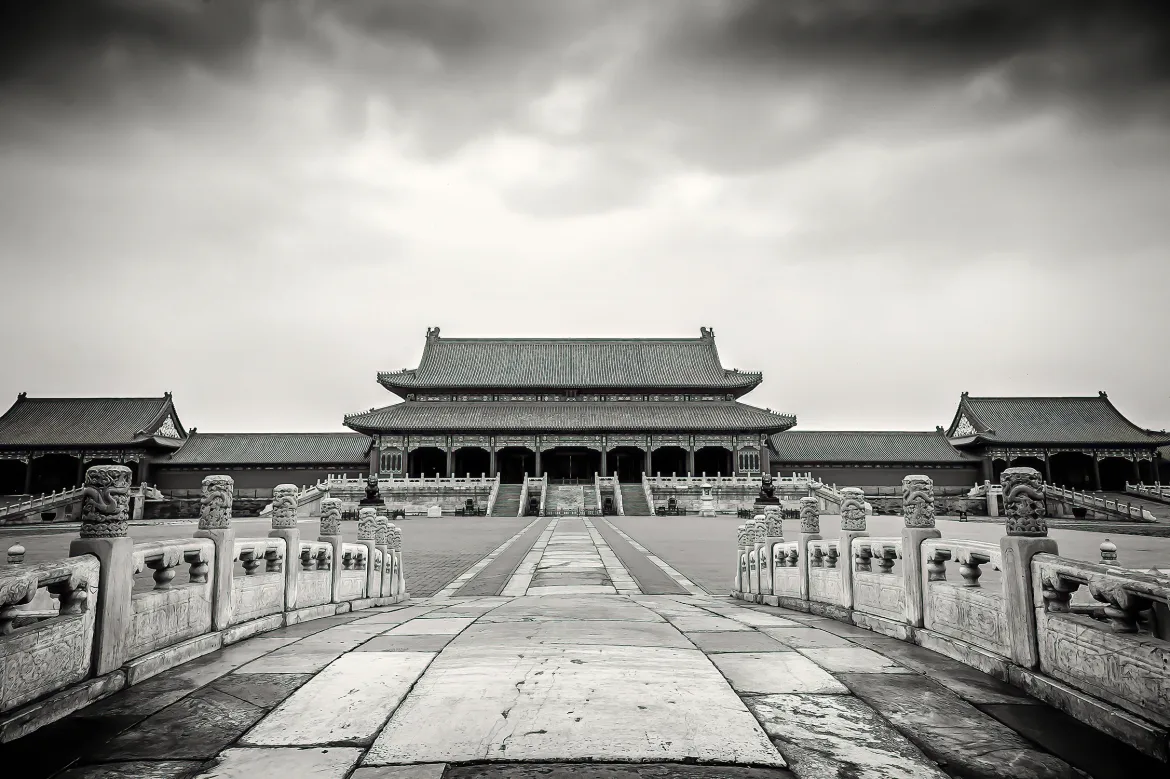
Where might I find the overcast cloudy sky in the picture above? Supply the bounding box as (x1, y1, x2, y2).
(1, 1, 1167, 434)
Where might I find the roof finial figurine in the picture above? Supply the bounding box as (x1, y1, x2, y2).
(1099, 390, 1107, 397)
(16, 391, 26, 400)
(700, 326, 714, 339)
(426, 327, 441, 340)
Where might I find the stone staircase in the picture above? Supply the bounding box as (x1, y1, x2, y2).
(620, 484, 651, 515)
(546, 485, 584, 515)
(583, 486, 599, 514)
(490, 484, 523, 517)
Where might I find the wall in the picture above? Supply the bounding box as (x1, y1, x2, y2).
(145, 497, 271, 519)
(772, 463, 980, 488)
(152, 465, 365, 491)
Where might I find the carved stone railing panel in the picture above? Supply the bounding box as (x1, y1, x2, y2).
(296, 541, 333, 609)
(0, 555, 99, 714)
(807, 539, 842, 605)
(921, 539, 1009, 657)
(229, 538, 286, 625)
(1032, 554, 1170, 726)
(851, 537, 905, 622)
(125, 539, 215, 662)
(771, 541, 802, 598)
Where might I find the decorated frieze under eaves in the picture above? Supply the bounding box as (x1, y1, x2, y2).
(451, 435, 491, 448)
(406, 392, 737, 402)
(539, 435, 604, 451)
(0, 448, 148, 462)
(989, 446, 1158, 461)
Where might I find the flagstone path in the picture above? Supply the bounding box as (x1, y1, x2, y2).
(4, 518, 1164, 779)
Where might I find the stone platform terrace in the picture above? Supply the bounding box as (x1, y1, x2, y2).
(4, 515, 1162, 779)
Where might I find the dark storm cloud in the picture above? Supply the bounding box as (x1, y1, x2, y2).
(692, 0, 1170, 115)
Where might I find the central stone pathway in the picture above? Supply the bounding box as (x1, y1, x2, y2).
(503, 517, 640, 596)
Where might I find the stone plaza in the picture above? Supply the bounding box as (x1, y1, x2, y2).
(1, 460, 1169, 779)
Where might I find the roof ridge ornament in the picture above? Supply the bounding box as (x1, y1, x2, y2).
(700, 327, 714, 339)
(426, 327, 441, 340)
(1099, 390, 1108, 397)
(17, 391, 25, 400)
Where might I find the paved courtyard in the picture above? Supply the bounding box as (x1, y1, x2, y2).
(2, 515, 1163, 779)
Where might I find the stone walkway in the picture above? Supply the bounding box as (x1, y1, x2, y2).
(5, 521, 1164, 779)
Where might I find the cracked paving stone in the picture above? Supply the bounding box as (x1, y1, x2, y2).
(684, 630, 791, 653)
(193, 747, 364, 778)
(747, 693, 948, 779)
(711, 652, 849, 695)
(56, 762, 205, 779)
(208, 673, 313, 710)
(87, 688, 264, 761)
(796, 647, 914, 674)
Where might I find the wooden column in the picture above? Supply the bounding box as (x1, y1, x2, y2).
(1043, 450, 1052, 482)
(600, 447, 608, 478)
(1091, 451, 1102, 491)
(535, 446, 542, 478)
(368, 445, 379, 477)
(445, 436, 454, 477)
(1153, 449, 1162, 484)
(1131, 454, 1141, 484)
(489, 439, 497, 478)
(23, 454, 33, 494)
(646, 442, 653, 478)
(76, 454, 86, 486)
(688, 436, 696, 476)
(981, 455, 994, 483)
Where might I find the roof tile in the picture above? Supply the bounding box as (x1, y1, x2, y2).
(345, 401, 795, 433)
(0, 396, 180, 448)
(770, 430, 977, 463)
(166, 433, 370, 465)
(954, 396, 1166, 445)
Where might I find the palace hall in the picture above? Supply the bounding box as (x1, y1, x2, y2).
(0, 328, 1167, 499)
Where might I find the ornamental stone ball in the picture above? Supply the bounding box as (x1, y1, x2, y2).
(199, 475, 234, 530)
(839, 487, 867, 531)
(357, 507, 377, 541)
(1001, 466, 1047, 537)
(80, 464, 132, 538)
(320, 498, 343, 536)
(902, 475, 936, 528)
(764, 505, 783, 537)
(270, 484, 299, 529)
(375, 515, 391, 546)
(799, 497, 820, 534)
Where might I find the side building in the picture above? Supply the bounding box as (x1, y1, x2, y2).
(343, 328, 797, 483)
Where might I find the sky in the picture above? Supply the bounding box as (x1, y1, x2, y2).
(1, 0, 1168, 434)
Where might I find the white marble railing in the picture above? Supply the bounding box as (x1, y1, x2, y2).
(327, 475, 495, 489)
(0, 470, 410, 744)
(730, 468, 1170, 763)
(1044, 483, 1156, 522)
(0, 486, 87, 519)
(1126, 482, 1170, 502)
(485, 473, 502, 517)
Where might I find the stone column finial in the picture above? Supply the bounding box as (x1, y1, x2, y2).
(752, 516, 767, 543)
(271, 484, 299, 529)
(839, 487, 867, 531)
(736, 524, 749, 548)
(902, 474, 936, 528)
(357, 507, 377, 541)
(199, 475, 234, 530)
(389, 524, 402, 550)
(320, 498, 343, 536)
(375, 515, 391, 546)
(799, 496, 820, 534)
(80, 464, 132, 538)
(1002, 466, 1047, 537)
(764, 505, 782, 537)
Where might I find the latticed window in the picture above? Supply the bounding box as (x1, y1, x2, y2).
(738, 448, 761, 473)
(380, 448, 403, 473)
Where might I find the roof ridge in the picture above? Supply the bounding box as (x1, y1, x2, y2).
(431, 336, 712, 343)
(965, 395, 1111, 401)
(781, 429, 947, 435)
(186, 431, 365, 436)
(19, 395, 170, 401)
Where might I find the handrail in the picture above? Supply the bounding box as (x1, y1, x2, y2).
(641, 473, 654, 514)
(485, 472, 501, 517)
(1126, 482, 1170, 503)
(1044, 483, 1155, 522)
(0, 486, 88, 519)
(614, 478, 625, 515)
(539, 473, 548, 517)
(518, 473, 530, 517)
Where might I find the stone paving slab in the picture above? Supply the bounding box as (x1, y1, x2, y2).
(479, 594, 663, 622)
(365, 643, 786, 766)
(194, 746, 364, 777)
(57, 761, 205, 779)
(685, 630, 790, 653)
(444, 765, 795, 779)
(241, 652, 435, 747)
(710, 651, 850, 695)
(796, 647, 915, 674)
(748, 693, 949, 779)
(356, 634, 456, 652)
(455, 619, 693, 649)
(385, 617, 478, 635)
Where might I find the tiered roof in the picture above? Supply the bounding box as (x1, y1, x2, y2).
(345, 401, 794, 434)
(165, 432, 370, 465)
(770, 430, 976, 464)
(377, 328, 762, 397)
(0, 394, 186, 449)
(947, 393, 1170, 447)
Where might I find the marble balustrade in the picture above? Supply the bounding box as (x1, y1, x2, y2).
(0, 471, 410, 744)
(730, 468, 1170, 762)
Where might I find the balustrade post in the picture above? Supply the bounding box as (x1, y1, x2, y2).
(68, 464, 135, 675)
(268, 483, 300, 610)
(901, 474, 941, 627)
(732, 524, 749, 594)
(320, 498, 345, 603)
(193, 475, 236, 630)
(762, 506, 783, 598)
(797, 497, 821, 602)
(747, 517, 765, 597)
(838, 487, 868, 609)
(999, 466, 1058, 669)
(357, 507, 379, 599)
(389, 524, 406, 598)
(375, 515, 392, 598)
